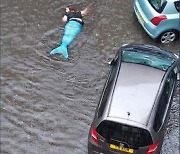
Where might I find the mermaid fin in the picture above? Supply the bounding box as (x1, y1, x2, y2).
(50, 45, 68, 59)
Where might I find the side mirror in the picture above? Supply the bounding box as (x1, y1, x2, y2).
(177, 73, 180, 81)
(108, 59, 115, 65)
(177, 61, 180, 80)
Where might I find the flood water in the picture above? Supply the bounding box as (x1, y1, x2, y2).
(1, 0, 179, 154)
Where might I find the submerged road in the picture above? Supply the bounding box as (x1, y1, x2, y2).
(1, 0, 179, 153)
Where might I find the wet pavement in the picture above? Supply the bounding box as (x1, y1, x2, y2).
(1, 0, 179, 154)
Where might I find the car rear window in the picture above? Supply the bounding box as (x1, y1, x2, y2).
(97, 120, 153, 148)
(121, 50, 175, 71)
(174, 1, 180, 12)
(148, 0, 167, 13)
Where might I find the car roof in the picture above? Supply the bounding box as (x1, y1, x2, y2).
(108, 62, 165, 126)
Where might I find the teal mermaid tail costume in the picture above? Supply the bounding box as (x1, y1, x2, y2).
(50, 20, 83, 59)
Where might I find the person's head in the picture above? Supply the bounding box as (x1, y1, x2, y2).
(66, 7, 76, 13)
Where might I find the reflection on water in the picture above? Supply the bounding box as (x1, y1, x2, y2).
(1, 0, 179, 154)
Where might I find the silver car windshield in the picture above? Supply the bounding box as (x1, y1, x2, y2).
(122, 50, 175, 71)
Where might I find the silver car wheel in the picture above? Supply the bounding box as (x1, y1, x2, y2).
(160, 31, 176, 43)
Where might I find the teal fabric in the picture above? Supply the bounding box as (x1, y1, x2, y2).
(50, 20, 83, 59)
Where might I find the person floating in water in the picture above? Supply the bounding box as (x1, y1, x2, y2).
(50, 5, 90, 59)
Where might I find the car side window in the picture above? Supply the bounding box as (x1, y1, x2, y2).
(153, 71, 176, 131)
(97, 56, 119, 118)
(165, 70, 176, 96)
(174, 1, 180, 12)
(148, 0, 167, 13)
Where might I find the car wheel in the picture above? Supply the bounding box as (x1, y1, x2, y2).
(158, 30, 179, 44)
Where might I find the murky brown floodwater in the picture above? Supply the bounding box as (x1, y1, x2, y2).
(1, 0, 179, 154)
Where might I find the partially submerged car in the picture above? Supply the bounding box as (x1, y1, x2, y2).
(88, 44, 179, 154)
(134, 0, 180, 43)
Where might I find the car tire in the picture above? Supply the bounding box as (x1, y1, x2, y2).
(157, 30, 179, 44)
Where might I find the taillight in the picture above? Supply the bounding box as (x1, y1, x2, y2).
(151, 15, 167, 26)
(146, 143, 158, 154)
(91, 128, 99, 144)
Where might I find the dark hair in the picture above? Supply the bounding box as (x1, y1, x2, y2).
(68, 7, 76, 12)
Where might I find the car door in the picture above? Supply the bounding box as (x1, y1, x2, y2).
(152, 68, 177, 151)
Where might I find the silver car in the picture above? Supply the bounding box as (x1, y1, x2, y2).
(88, 44, 179, 154)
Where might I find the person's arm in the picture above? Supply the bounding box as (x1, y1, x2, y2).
(81, 2, 95, 16)
(62, 15, 68, 22)
(81, 7, 89, 16)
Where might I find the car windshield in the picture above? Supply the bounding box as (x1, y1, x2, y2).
(121, 50, 175, 71)
(148, 0, 167, 12)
